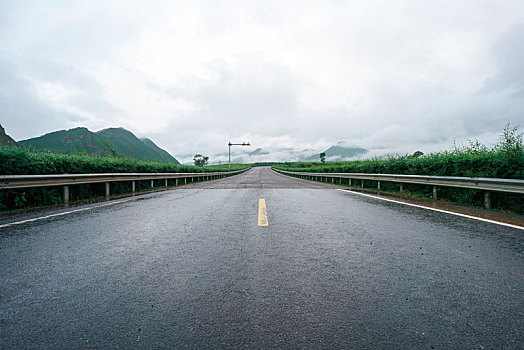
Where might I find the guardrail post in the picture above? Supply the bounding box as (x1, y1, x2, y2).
(165, 179, 168, 188)
(175, 178, 178, 186)
(105, 182, 110, 199)
(62, 185, 69, 206)
(273, 169, 523, 211)
(150, 180, 154, 188)
(132, 181, 136, 194)
(484, 192, 492, 210)
(184, 177, 187, 185)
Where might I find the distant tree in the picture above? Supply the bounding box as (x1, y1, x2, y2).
(320, 152, 326, 163)
(193, 154, 209, 166)
(412, 151, 424, 158)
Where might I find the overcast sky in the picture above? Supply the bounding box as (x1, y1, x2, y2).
(1, 0, 523, 162)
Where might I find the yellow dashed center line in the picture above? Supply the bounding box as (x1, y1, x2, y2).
(258, 198, 268, 226)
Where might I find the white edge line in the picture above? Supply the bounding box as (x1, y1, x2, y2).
(336, 189, 524, 231)
(0, 199, 130, 229)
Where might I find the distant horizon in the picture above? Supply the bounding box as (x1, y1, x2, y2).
(5, 122, 517, 165)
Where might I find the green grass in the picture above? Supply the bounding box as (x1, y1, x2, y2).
(204, 163, 251, 170)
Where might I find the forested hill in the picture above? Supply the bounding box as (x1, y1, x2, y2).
(96, 128, 179, 164)
(18, 127, 179, 164)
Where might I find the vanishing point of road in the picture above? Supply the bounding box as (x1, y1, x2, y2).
(1, 167, 522, 348)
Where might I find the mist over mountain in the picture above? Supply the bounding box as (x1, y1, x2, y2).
(18, 127, 179, 164)
(304, 143, 368, 162)
(181, 142, 369, 165)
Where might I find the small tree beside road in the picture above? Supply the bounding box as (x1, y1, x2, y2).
(193, 154, 209, 166)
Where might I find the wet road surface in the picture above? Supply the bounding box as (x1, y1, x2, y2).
(1, 167, 523, 349)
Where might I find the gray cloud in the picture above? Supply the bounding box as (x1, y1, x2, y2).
(1, 0, 523, 161)
(0, 56, 73, 138)
(481, 23, 524, 96)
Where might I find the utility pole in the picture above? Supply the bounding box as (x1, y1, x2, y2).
(228, 141, 250, 168)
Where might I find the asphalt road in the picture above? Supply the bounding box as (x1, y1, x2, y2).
(1, 167, 522, 349)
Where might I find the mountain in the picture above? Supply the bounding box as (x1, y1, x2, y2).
(140, 138, 180, 164)
(19, 127, 179, 164)
(0, 124, 18, 147)
(19, 127, 110, 155)
(96, 128, 179, 164)
(305, 143, 368, 161)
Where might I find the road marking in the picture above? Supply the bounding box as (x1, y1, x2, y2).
(336, 189, 524, 231)
(0, 199, 130, 229)
(258, 198, 268, 226)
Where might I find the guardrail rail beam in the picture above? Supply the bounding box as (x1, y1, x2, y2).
(272, 168, 524, 210)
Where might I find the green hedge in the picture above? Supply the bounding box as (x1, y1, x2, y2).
(274, 125, 523, 213)
(274, 151, 523, 179)
(0, 147, 246, 211)
(0, 146, 220, 175)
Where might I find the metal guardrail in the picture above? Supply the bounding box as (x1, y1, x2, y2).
(0, 168, 249, 205)
(273, 168, 524, 210)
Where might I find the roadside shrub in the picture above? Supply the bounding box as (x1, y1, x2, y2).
(275, 124, 524, 213)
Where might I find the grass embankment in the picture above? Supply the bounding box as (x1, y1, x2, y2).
(204, 163, 251, 170)
(0, 147, 248, 212)
(274, 126, 524, 214)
